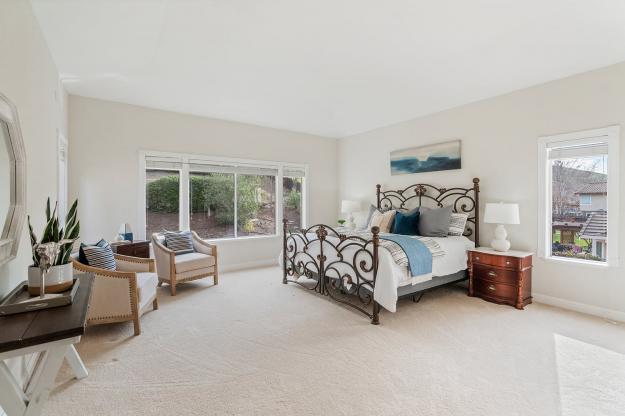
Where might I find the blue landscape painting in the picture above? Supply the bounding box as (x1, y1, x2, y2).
(390, 140, 461, 175)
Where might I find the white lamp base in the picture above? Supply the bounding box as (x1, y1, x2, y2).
(490, 224, 511, 252)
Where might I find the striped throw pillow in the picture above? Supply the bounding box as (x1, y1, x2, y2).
(164, 231, 195, 255)
(448, 213, 469, 236)
(82, 243, 116, 270)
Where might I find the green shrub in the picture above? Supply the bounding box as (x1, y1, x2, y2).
(147, 175, 180, 213)
(285, 190, 301, 210)
(147, 174, 263, 227)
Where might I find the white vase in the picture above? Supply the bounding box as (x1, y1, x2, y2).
(28, 263, 74, 296)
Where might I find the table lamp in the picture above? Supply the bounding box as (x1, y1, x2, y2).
(484, 202, 520, 252)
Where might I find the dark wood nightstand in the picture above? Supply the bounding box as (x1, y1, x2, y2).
(468, 247, 533, 309)
(110, 240, 150, 258)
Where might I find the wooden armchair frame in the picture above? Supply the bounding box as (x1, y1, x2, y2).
(72, 254, 158, 335)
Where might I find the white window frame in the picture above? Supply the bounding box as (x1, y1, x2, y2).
(138, 150, 308, 241)
(537, 125, 620, 267)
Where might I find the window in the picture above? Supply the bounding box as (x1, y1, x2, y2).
(146, 169, 181, 237)
(140, 152, 307, 240)
(237, 173, 276, 237)
(283, 166, 306, 231)
(538, 126, 620, 266)
(579, 194, 592, 206)
(189, 171, 235, 239)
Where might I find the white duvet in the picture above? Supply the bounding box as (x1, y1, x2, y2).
(282, 234, 474, 313)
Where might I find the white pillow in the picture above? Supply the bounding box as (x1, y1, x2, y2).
(368, 210, 396, 233)
(448, 212, 468, 236)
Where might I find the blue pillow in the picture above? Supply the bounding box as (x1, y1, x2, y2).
(393, 209, 420, 235)
(79, 238, 108, 265)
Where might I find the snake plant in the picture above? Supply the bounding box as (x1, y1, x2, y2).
(28, 198, 80, 266)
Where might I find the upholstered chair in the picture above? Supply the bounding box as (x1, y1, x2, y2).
(151, 231, 218, 296)
(72, 253, 159, 336)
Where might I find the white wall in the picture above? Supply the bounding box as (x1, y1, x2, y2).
(68, 96, 338, 270)
(0, 1, 67, 412)
(338, 62, 625, 320)
(0, 1, 67, 294)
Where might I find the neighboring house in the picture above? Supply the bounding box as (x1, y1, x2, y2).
(576, 182, 607, 259)
(576, 182, 607, 211)
(579, 211, 607, 260)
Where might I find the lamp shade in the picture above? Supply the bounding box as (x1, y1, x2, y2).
(484, 203, 520, 225)
(341, 200, 360, 213)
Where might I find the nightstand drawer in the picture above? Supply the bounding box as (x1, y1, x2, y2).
(471, 252, 520, 270)
(473, 279, 517, 303)
(473, 264, 518, 285)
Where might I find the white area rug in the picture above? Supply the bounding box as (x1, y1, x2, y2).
(44, 267, 625, 416)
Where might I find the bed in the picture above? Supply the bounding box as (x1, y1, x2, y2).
(281, 178, 480, 325)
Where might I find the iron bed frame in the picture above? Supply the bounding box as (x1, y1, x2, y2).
(282, 178, 480, 325)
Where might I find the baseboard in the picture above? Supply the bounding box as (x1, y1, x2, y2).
(533, 293, 625, 322)
(220, 258, 277, 273)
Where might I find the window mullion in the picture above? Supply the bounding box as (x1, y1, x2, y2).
(234, 173, 238, 238)
(180, 160, 190, 231)
(276, 167, 283, 235)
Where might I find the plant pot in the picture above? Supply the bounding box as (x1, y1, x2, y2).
(27, 263, 74, 296)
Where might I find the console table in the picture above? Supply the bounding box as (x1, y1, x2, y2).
(0, 273, 93, 416)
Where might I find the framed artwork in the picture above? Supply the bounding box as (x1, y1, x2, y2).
(390, 139, 461, 175)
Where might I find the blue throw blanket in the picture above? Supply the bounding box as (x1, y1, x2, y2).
(379, 234, 433, 276)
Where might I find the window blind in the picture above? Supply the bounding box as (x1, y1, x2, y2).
(548, 141, 608, 160)
(283, 166, 306, 178)
(187, 159, 279, 176)
(145, 156, 183, 170)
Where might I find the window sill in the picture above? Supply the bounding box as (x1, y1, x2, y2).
(539, 255, 617, 268)
(203, 234, 280, 244)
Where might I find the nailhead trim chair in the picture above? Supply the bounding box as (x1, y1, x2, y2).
(72, 253, 158, 336)
(152, 231, 218, 296)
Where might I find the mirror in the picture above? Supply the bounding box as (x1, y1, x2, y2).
(0, 92, 26, 267)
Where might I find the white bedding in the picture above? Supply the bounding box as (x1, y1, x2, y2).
(283, 234, 474, 313)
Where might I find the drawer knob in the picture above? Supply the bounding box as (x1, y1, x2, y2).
(488, 284, 496, 291)
(506, 261, 511, 265)
(475, 256, 480, 260)
(488, 271, 497, 277)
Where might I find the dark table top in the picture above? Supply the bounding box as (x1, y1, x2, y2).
(0, 273, 93, 354)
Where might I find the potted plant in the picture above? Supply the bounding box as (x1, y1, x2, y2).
(27, 198, 80, 295)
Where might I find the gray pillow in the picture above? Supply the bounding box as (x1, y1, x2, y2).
(364, 204, 378, 227)
(418, 206, 452, 237)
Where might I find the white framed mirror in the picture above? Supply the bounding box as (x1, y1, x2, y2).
(0, 92, 27, 266)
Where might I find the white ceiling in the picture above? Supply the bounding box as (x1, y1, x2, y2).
(31, 0, 625, 138)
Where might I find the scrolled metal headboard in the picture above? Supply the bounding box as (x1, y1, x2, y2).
(376, 178, 480, 246)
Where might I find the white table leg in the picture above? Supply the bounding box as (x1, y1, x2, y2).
(0, 361, 27, 416)
(64, 345, 88, 379)
(23, 344, 68, 416)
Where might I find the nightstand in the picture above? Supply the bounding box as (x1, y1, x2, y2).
(468, 247, 533, 309)
(110, 240, 150, 258)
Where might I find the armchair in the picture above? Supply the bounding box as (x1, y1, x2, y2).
(152, 231, 218, 296)
(72, 253, 158, 336)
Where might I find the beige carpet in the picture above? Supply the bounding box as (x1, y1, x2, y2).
(44, 267, 625, 416)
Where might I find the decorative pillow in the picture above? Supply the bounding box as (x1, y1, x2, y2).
(448, 212, 469, 236)
(164, 230, 195, 255)
(79, 238, 108, 265)
(82, 243, 116, 270)
(363, 204, 378, 227)
(368, 209, 396, 233)
(418, 206, 452, 237)
(393, 209, 420, 236)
